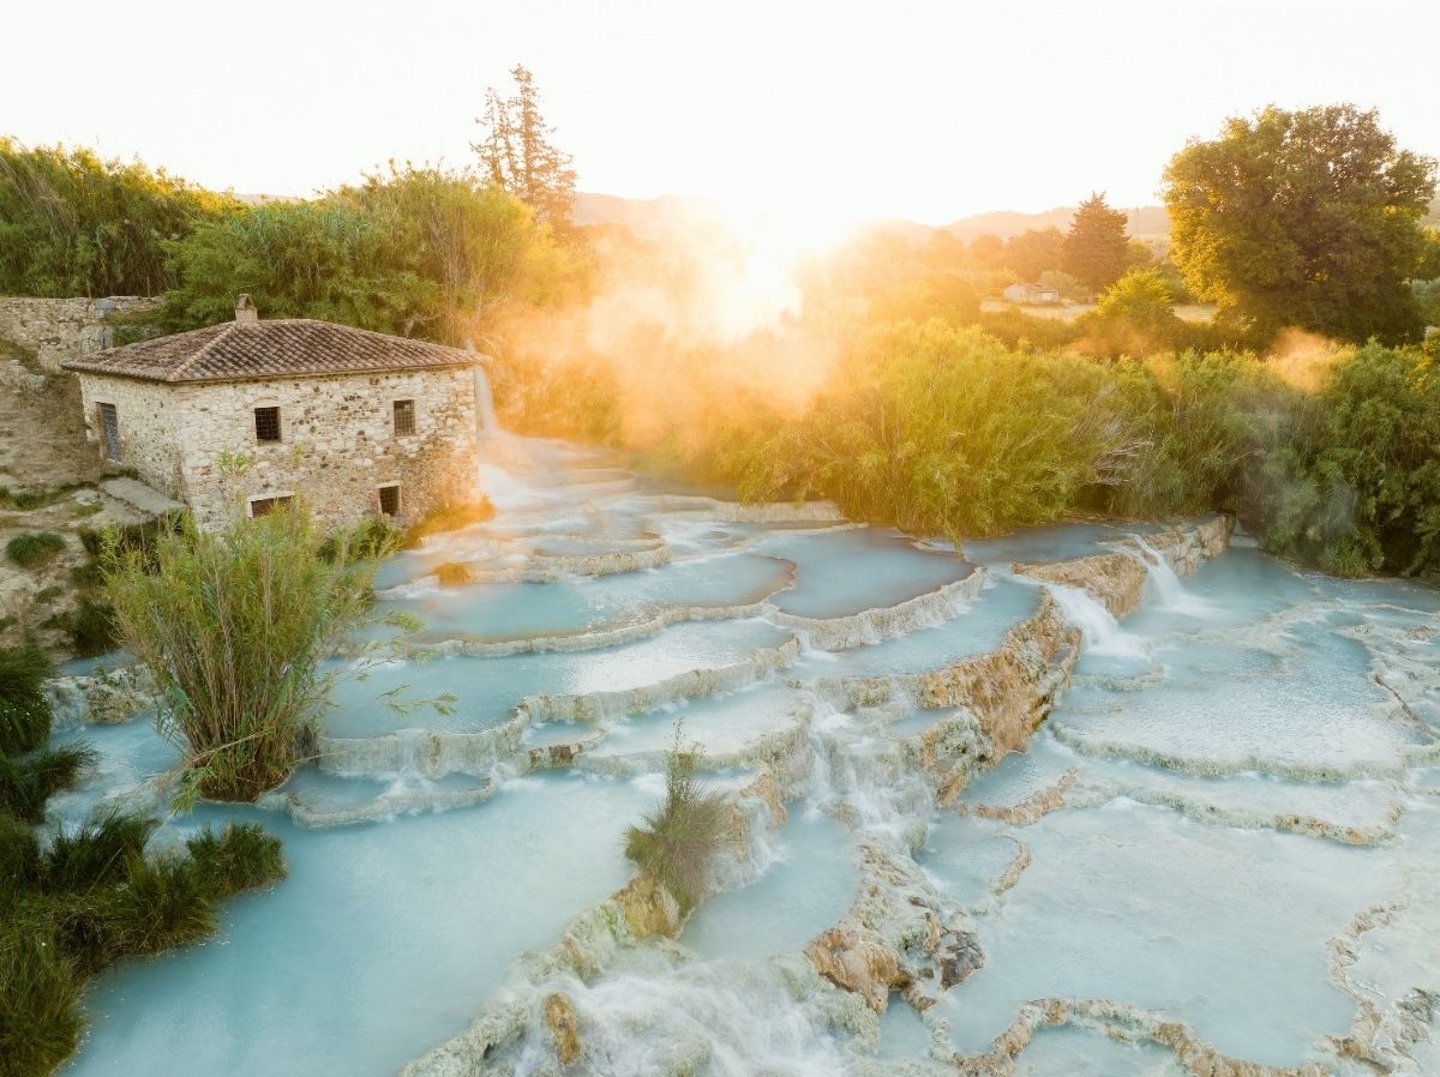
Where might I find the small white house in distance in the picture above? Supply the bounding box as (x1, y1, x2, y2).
(61, 296, 486, 530)
(1001, 282, 1062, 305)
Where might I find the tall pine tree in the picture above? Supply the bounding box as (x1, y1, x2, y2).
(1062, 192, 1130, 294)
(473, 66, 577, 227)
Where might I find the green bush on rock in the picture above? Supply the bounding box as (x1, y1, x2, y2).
(624, 728, 732, 914)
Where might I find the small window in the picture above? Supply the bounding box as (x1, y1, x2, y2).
(249, 495, 293, 518)
(254, 406, 281, 443)
(393, 399, 416, 436)
(97, 403, 121, 461)
(378, 484, 401, 517)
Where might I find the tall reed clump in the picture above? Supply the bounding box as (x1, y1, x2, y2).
(104, 503, 397, 801)
(0, 810, 286, 1074)
(624, 727, 732, 914)
(0, 640, 55, 756)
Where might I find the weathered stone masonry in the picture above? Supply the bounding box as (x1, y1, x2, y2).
(0, 296, 161, 371)
(61, 300, 484, 530)
(73, 367, 479, 529)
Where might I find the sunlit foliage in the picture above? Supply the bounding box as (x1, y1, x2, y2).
(1164, 105, 1438, 344)
(1062, 193, 1131, 293)
(0, 139, 236, 297)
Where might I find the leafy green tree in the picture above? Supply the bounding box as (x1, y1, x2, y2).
(1062, 193, 1130, 294)
(1075, 268, 1186, 358)
(1092, 268, 1177, 328)
(0, 139, 233, 297)
(473, 65, 577, 226)
(1004, 227, 1065, 281)
(1163, 105, 1438, 344)
(338, 163, 542, 340)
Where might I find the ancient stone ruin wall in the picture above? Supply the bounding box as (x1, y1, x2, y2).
(0, 296, 162, 371)
(73, 366, 481, 530)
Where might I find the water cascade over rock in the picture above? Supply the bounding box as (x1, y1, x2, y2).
(45, 390, 1440, 1076)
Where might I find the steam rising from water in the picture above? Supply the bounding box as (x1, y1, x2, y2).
(492, 202, 850, 447)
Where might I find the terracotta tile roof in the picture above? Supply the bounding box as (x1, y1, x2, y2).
(61, 319, 481, 384)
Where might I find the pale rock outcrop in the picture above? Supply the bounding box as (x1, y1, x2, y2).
(542, 992, 581, 1066)
(45, 665, 154, 728)
(804, 843, 983, 1014)
(613, 875, 684, 940)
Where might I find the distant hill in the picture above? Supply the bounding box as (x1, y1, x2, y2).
(571, 192, 716, 237)
(942, 205, 1171, 242)
(572, 192, 1174, 246)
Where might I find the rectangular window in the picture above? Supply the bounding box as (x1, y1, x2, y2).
(97, 403, 121, 461)
(249, 495, 293, 518)
(254, 406, 281, 443)
(393, 399, 416, 436)
(378, 484, 401, 517)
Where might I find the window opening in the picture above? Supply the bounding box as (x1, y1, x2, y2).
(249, 495, 293, 517)
(378, 484, 401, 517)
(393, 399, 416, 436)
(255, 406, 281, 442)
(98, 403, 121, 461)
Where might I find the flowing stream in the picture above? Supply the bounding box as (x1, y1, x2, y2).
(47, 424, 1440, 1076)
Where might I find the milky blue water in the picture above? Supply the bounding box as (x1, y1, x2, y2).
(52, 437, 1440, 1076)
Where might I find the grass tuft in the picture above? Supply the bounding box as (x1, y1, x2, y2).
(0, 744, 95, 824)
(6, 531, 66, 569)
(42, 811, 157, 893)
(101, 854, 217, 957)
(106, 503, 397, 800)
(0, 921, 84, 1077)
(186, 822, 287, 898)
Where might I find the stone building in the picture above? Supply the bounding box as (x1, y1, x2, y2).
(61, 297, 486, 530)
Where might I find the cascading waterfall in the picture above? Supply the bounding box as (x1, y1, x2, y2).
(470, 355, 500, 436)
(1132, 532, 1211, 616)
(1039, 579, 1148, 659)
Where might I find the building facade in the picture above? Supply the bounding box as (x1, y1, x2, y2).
(62, 297, 485, 530)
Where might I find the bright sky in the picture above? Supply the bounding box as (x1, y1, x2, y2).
(5, 0, 1437, 225)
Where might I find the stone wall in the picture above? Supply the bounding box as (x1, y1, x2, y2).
(72, 375, 186, 493)
(73, 366, 481, 530)
(0, 296, 162, 371)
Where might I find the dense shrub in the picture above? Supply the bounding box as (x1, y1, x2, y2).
(1254, 343, 1440, 577)
(5, 531, 66, 569)
(0, 139, 234, 298)
(732, 321, 1162, 538)
(973, 308, 1082, 352)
